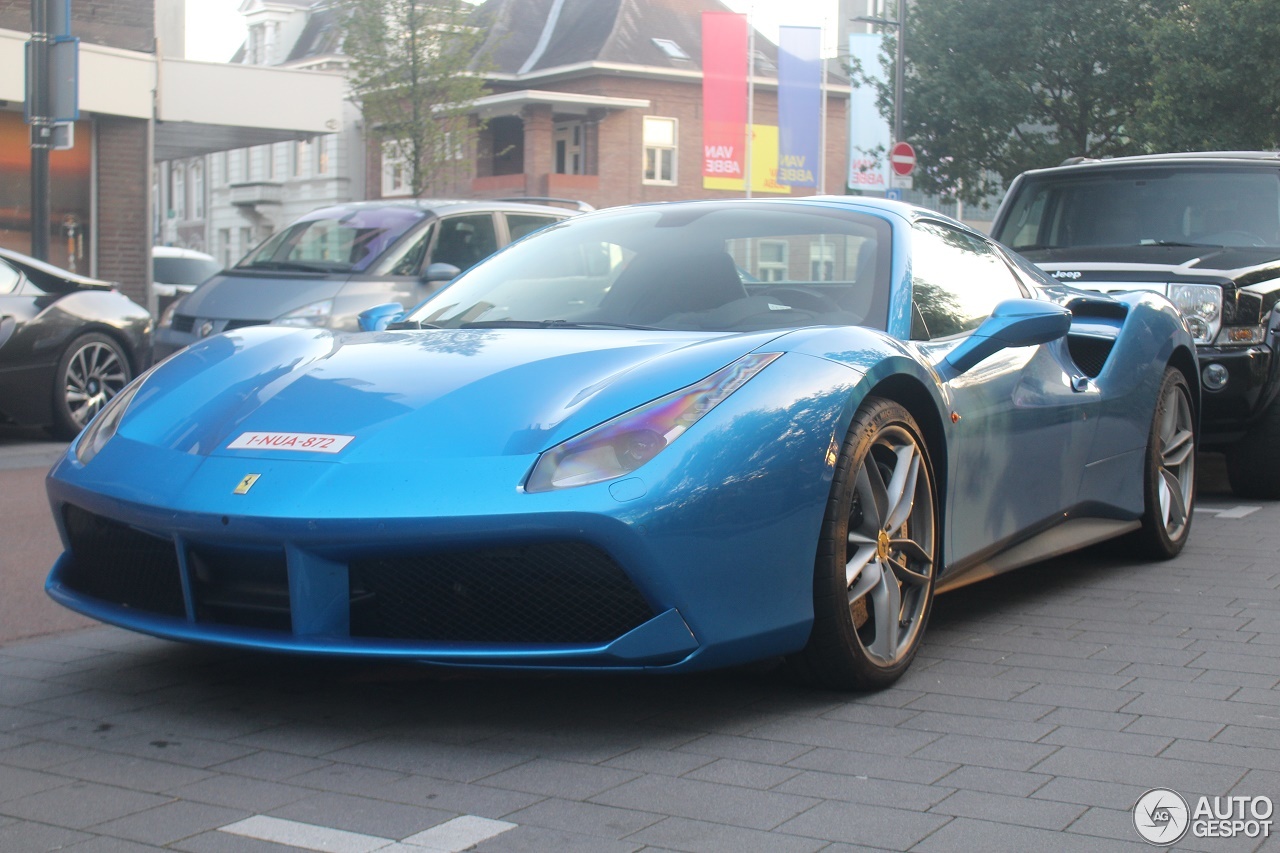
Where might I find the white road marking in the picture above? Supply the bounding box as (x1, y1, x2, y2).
(218, 814, 518, 853)
(400, 816, 518, 850)
(1195, 505, 1261, 519)
(219, 816, 391, 852)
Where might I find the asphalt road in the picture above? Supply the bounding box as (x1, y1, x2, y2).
(2, 429, 1278, 852)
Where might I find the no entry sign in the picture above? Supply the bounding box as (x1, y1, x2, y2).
(890, 142, 916, 177)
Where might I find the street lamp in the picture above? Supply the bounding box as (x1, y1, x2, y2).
(852, 0, 906, 145)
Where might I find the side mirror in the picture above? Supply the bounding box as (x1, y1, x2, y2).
(422, 262, 461, 284)
(357, 302, 405, 332)
(941, 298, 1071, 377)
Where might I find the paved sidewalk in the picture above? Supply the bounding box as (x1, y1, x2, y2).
(1, 462, 1277, 851)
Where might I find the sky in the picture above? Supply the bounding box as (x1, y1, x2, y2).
(183, 0, 840, 63)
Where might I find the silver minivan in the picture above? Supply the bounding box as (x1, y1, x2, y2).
(155, 198, 578, 358)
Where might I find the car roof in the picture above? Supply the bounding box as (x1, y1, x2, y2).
(1020, 150, 1280, 178)
(153, 246, 216, 261)
(307, 198, 585, 217)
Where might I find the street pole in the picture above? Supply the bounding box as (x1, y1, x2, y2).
(29, 0, 52, 261)
(893, 0, 905, 145)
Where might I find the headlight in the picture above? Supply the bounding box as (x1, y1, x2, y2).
(1167, 283, 1221, 344)
(525, 352, 782, 492)
(274, 299, 334, 327)
(75, 374, 147, 465)
(158, 298, 182, 330)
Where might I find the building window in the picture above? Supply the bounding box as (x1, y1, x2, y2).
(219, 228, 232, 267)
(240, 226, 254, 256)
(173, 166, 186, 220)
(810, 241, 835, 281)
(382, 143, 412, 197)
(643, 116, 677, 185)
(191, 163, 204, 219)
(317, 136, 330, 175)
(758, 240, 788, 281)
(554, 122, 583, 175)
(652, 38, 690, 60)
(294, 138, 311, 177)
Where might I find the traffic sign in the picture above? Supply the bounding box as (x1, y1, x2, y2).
(885, 188, 903, 201)
(890, 141, 916, 177)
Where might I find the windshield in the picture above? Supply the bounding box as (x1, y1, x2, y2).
(237, 205, 429, 273)
(406, 202, 892, 333)
(995, 166, 1280, 252)
(154, 256, 220, 286)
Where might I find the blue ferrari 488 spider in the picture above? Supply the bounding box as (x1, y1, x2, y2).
(45, 198, 1197, 689)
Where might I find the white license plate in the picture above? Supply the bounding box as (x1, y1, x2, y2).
(226, 432, 354, 454)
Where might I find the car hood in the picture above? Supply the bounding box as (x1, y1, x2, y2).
(1020, 245, 1280, 276)
(176, 270, 351, 322)
(119, 325, 789, 461)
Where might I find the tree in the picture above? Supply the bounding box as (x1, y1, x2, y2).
(341, 0, 489, 197)
(854, 0, 1170, 205)
(1139, 0, 1280, 151)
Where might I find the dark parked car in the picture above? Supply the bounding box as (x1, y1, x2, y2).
(992, 152, 1280, 497)
(154, 198, 581, 358)
(0, 248, 152, 439)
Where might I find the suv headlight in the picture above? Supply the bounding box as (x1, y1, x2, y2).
(1168, 283, 1221, 344)
(275, 299, 333, 327)
(525, 352, 782, 492)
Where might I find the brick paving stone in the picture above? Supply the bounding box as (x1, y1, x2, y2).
(932, 765, 1052, 797)
(374, 774, 544, 819)
(910, 734, 1059, 772)
(994, 666, 1135, 690)
(675, 734, 814, 766)
(785, 747, 959, 785)
(1030, 746, 1247, 792)
(1038, 725, 1174, 757)
(0, 818, 91, 851)
(0, 782, 172, 830)
(52, 752, 213, 793)
(0, 764, 74, 802)
(86, 800, 247, 847)
(602, 747, 718, 777)
(897, 710, 1056, 743)
(280, 762, 411, 796)
(265, 791, 453, 840)
(475, 757, 640, 800)
(471, 823, 644, 853)
(1030, 775, 1149, 809)
(1037, 707, 1140, 732)
(1122, 715, 1225, 742)
(912, 815, 1148, 852)
(900, 692, 1054, 722)
(504, 797, 664, 840)
(590, 775, 818, 831)
(167, 774, 313, 812)
(624, 815, 828, 853)
(1010, 683, 1140, 712)
(741, 717, 942, 757)
(682, 758, 802, 791)
(773, 800, 951, 849)
(929, 788, 1087, 831)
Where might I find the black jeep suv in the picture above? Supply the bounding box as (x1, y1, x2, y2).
(992, 152, 1280, 497)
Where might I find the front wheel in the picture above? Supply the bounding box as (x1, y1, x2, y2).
(51, 333, 132, 440)
(1133, 367, 1196, 558)
(791, 398, 939, 690)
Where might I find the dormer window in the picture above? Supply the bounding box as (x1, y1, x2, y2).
(652, 38, 690, 60)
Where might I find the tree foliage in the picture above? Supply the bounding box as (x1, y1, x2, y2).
(1139, 0, 1280, 151)
(855, 0, 1171, 205)
(341, 0, 489, 197)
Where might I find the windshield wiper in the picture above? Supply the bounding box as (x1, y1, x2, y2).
(459, 319, 658, 330)
(237, 260, 345, 273)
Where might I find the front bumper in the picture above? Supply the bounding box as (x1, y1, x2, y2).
(1195, 342, 1276, 447)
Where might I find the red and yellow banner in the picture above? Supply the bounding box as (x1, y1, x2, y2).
(701, 11, 748, 185)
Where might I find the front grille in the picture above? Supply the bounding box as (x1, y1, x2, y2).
(60, 505, 186, 617)
(170, 314, 196, 333)
(224, 319, 267, 331)
(349, 542, 654, 644)
(1068, 335, 1115, 378)
(189, 545, 291, 632)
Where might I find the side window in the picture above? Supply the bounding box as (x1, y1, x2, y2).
(430, 214, 499, 272)
(910, 221, 1025, 341)
(384, 224, 435, 277)
(0, 259, 20, 294)
(505, 213, 560, 242)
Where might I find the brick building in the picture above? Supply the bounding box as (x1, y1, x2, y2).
(366, 0, 850, 208)
(0, 0, 343, 311)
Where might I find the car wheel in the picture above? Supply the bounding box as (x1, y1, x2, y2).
(1225, 393, 1280, 499)
(1133, 367, 1196, 558)
(792, 397, 938, 690)
(51, 333, 132, 440)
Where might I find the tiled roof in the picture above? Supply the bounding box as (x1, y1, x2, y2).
(469, 0, 781, 77)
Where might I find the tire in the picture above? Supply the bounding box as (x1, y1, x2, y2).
(791, 398, 939, 690)
(1132, 367, 1196, 558)
(51, 333, 132, 440)
(1225, 394, 1280, 499)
